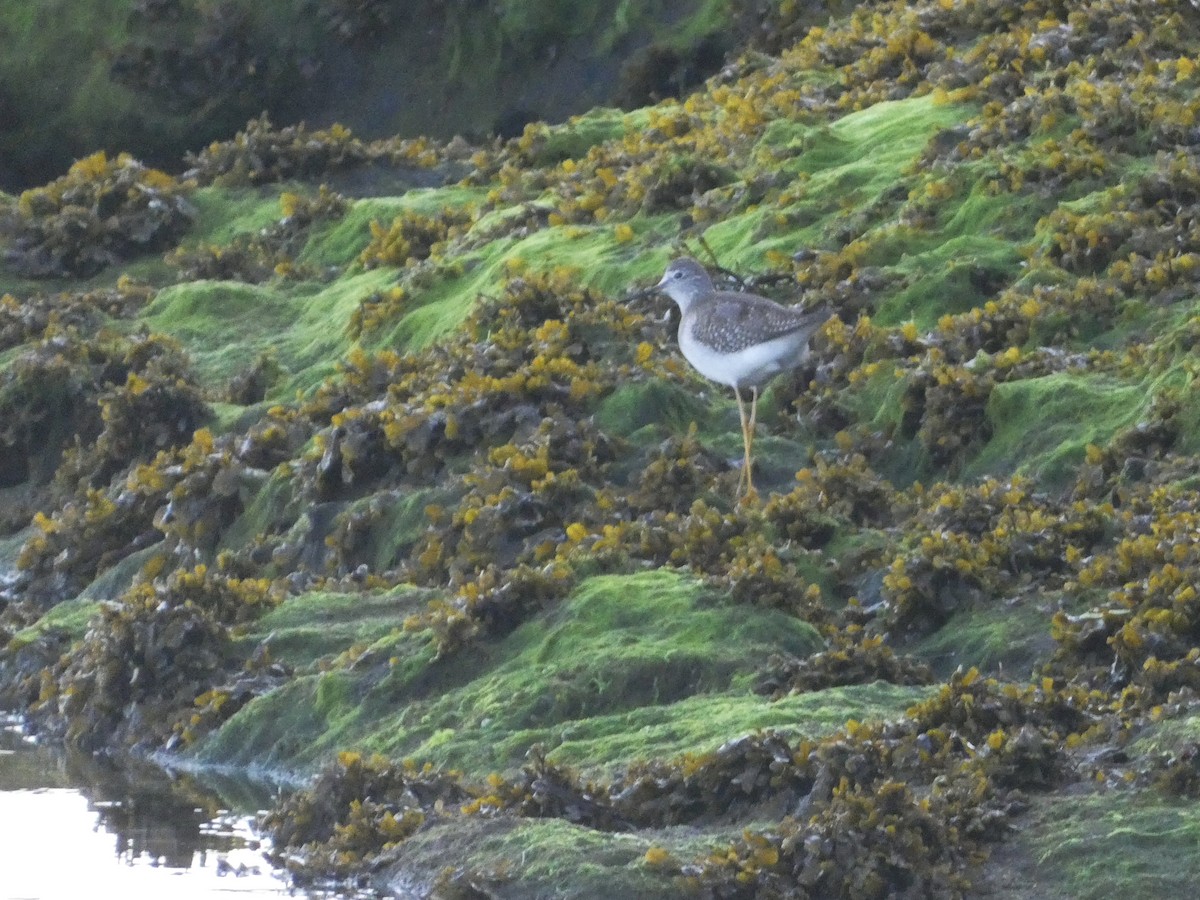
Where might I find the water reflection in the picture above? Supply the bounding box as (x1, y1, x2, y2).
(0, 717, 333, 899)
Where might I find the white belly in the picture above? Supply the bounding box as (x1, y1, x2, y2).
(679, 326, 805, 390)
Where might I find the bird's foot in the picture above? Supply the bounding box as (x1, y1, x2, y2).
(736, 461, 760, 504)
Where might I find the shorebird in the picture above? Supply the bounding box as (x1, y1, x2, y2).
(653, 257, 827, 497)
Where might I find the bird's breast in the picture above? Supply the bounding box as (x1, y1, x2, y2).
(678, 322, 809, 390)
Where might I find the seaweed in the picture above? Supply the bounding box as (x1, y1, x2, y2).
(5, 152, 194, 277)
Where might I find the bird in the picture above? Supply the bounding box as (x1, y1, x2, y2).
(653, 257, 828, 498)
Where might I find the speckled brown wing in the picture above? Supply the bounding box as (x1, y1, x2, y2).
(691, 291, 826, 354)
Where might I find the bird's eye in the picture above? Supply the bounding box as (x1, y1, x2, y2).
(672, 270, 683, 279)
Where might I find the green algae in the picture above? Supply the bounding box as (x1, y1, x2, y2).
(183, 187, 291, 248)
(709, 96, 1052, 334)
(235, 586, 433, 670)
(391, 816, 691, 900)
(369, 255, 507, 352)
(9, 543, 174, 649)
(302, 189, 485, 270)
(142, 270, 393, 394)
(369, 224, 661, 352)
(911, 602, 1056, 678)
(342, 490, 455, 573)
(524, 107, 632, 165)
(283, 201, 671, 354)
(216, 471, 299, 556)
(199, 570, 831, 773)
(596, 379, 715, 438)
(878, 232, 1024, 326)
(9, 596, 100, 647)
(1013, 790, 1200, 900)
(753, 95, 965, 177)
(968, 373, 1147, 487)
(821, 97, 966, 165)
(75, 544, 164, 603)
(207, 400, 271, 435)
(543, 681, 933, 771)
(706, 96, 977, 272)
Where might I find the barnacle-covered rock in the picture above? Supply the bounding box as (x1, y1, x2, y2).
(357, 204, 475, 270)
(0, 280, 154, 353)
(884, 478, 1110, 634)
(182, 115, 448, 186)
(754, 631, 934, 697)
(5, 152, 194, 277)
(28, 590, 232, 751)
(168, 186, 347, 283)
(183, 116, 368, 186)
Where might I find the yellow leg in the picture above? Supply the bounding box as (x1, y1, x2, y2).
(744, 386, 758, 500)
(734, 386, 758, 499)
(734, 387, 749, 496)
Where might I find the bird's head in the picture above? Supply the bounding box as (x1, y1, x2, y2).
(654, 257, 714, 309)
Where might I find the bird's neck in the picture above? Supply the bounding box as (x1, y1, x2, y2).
(670, 291, 705, 317)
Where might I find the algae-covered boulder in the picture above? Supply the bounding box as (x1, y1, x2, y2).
(5, 152, 194, 277)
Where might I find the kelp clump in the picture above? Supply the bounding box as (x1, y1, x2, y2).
(6, 152, 194, 277)
(357, 205, 476, 269)
(28, 588, 231, 751)
(0, 280, 154, 354)
(262, 751, 470, 879)
(265, 669, 1106, 896)
(0, 327, 208, 549)
(167, 186, 348, 283)
(754, 631, 934, 698)
(183, 115, 447, 186)
(184, 116, 370, 186)
(19, 559, 283, 751)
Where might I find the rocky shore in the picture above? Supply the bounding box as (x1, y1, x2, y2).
(5, 1, 1200, 896)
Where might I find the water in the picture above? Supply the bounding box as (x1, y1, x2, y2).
(0, 717, 329, 900)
